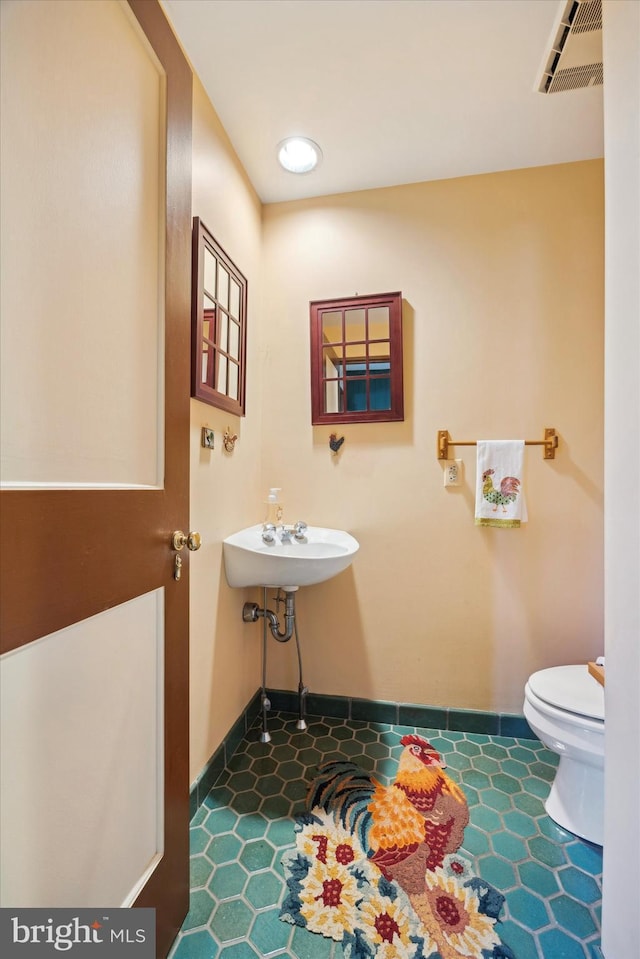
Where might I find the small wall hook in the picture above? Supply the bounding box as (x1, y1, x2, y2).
(329, 433, 345, 455)
(223, 427, 238, 453)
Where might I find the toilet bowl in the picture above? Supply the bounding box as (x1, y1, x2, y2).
(523, 665, 604, 846)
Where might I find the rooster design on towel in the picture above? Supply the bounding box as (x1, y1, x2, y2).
(481, 469, 520, 513)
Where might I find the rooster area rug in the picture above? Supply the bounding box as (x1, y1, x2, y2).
(280, 735, 514, 959)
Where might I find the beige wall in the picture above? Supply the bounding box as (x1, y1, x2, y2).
(188, 78, 263, 782)
(260, 161, 604, 714)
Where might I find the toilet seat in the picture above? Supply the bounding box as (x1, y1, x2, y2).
(527, 665, 604, 722)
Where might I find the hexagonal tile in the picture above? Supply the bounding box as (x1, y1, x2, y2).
(477, 854, 517, 889)
(260, 794, 291, 818)
(566, 840, 603, 875)
(208, 862, 248, 900)
(528, 835, 567, 868)
(297, 746, 322, 766)
(470, 804, 503, 833)
(461, 824, 491, 856)
(491, 772, 522, 795)
(518, 859, 560, 898)
(172, 929, 219, 959)
(462, 769, 492, 790)
(503, 810, 538, 838)
(513, 792, 545, 817)
(521, 776, 549, 798)
(482, 743, 509, 760)
(537, 815, 574, 843)
(210, 899, 253, 942)
(329, 724, 354, 741)
(250, 755, 278, 776)
(558, 866, 601, 904)
(227, 752, 252, 773)
(227, 770, 257, 793)
(500, 758, 530, 779)
(291, 923, 333, 959)
(233, 791, 262, 815)
(249, 908, 291, 955)
(478, 787, 513, 812)
(190, 855, 214, 889)
(508, 744, 539, 762)
(491, 830, 528, 862)
(497, 919, 540, 959)
(455, 739, 482, 757)
(182, 889, 215, 931)
(217, 941, 260, 959)
(203, 785, 234, 811)
(471, 755, 501, 775)
(207, 833, 242, 865)
(245, 871, 283, 908)
(190, 827, 211, 855)
(204, 807, 239, 836)
(255, 774, 285, 797)
(445, 752, 472, 772)
(265, 817, 296, 848)
(239, 838, 275, 872)
(234, 813, 268, 841)
(550, 893, 597, 938)
(269, 743, 297, 763)
(538, 927, 588, 959)
(506, 887, 550, 929)
(277, 759, 305, 781)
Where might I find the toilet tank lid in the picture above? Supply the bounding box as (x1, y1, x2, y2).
(528, 665, 604, 721)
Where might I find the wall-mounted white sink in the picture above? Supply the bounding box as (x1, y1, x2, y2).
(223, 524, 359, 588)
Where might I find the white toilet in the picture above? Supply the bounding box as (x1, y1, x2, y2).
(523, 665, 604, 846)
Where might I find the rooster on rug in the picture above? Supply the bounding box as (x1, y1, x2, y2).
(308, 733, 469, 896)
(481, 469, 520, 513)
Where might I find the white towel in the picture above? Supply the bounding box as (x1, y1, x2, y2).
(475, 440, 527, 528)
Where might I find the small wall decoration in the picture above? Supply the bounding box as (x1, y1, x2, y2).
(201, 427, 215, 450)
(329, 433, 345, 455)
(223, 427, 238, 453)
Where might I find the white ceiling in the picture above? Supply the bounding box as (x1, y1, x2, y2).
(161, 0, 603, 204)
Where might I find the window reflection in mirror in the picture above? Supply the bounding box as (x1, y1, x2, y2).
(191, 218, 247, 415)
(310, 292, 403, 424)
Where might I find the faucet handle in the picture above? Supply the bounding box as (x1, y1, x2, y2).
(262, 523, 276, 544)
(294, 521, 308, 541)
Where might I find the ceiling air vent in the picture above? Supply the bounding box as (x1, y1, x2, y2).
(536, 0, 602, 94)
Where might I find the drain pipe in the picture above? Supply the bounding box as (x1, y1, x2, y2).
(243, 589, 296, 643)
(243, 588, 300, 742)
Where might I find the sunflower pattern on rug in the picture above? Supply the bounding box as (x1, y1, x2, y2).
(280, 735, 514, 959)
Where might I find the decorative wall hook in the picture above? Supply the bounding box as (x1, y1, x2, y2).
(223, 427, 238, 453)
(329, 433, 345, 455)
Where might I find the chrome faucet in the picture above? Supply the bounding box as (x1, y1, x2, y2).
(263, 520, 308, 545)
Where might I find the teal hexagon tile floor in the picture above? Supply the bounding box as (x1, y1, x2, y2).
(169, 712, 603, 959)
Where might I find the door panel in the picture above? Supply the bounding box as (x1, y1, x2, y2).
(0, 0, 164, 488)
(0, 591, 164, 907)
(0, 1, 192, 955)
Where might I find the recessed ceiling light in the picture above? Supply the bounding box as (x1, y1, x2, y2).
(277, 137, 322, 174)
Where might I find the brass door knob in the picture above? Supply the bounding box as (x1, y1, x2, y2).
(172, 530, 202, 551)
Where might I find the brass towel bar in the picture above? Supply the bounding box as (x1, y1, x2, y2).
(437, 428, 558, 461)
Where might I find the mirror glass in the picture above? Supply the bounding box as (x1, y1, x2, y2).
(191, 218, 247, 415)
(310, 292, 403, 424)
